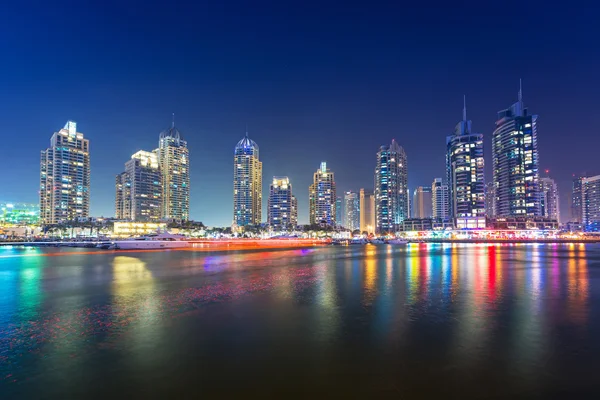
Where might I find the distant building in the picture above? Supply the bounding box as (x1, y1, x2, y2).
(492, 82, 541, 217)
(540, 177, 560, 222)
(344, 191, 360, 231)
(359, 189, 376, 235)
(335, 196, 343, 227)
(572, 176, 585, 223)
(582, 175, 600, 231)
(432, 178, 449, 220)
(233, 131, 263, 226)
(309, 162, 336, 226)
(412, 186, 433, 218)
(291, 195, 298, 227)
(268, 177, 294, 230)
(485, 181, 496, 218)
(115, 151, 162, 221)
(40, 121, 90, 225)
(487, 216, 558, 230)
(446, 97, 485, 228)
(375, 140, 408, 233)
(157, 119, 190, 221)
(0, 203, 40, 225)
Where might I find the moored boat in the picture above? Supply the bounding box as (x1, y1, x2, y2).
(110, 232, 191, 250)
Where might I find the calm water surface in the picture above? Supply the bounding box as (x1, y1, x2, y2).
(1, 243, 599, 398)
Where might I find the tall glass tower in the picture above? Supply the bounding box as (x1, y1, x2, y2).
(40, 121, 90, 224)
(268, 176, 293, 230)
(233, 131, 262, 226)
(492, 82, 540, 217)
(540, 176, 560, 222)
(115, 151, 162, 221)
(309, 162, 336, 226)
(374, 140, 407, 233)
(344, 191, 360, 231)
(156, 118, 190, 221)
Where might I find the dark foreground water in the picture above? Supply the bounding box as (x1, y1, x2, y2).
(0, 243, 599, 398)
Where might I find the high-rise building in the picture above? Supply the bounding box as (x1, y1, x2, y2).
(40, 121, 90, 225)
(344, 191, 360, 232)
(540, 176, 560, 222)
(412, 186, 433, 219)
(375, 140, 408, 233)
(335, 196, 343, 227)
(492, 82, 541, 217)
(446, 97, 485, 228)
(156, 119, 190, 221)
(359, 189, 376, 235)
(485, 181, 496, 218)
(115, 151, 162, 221)
(432, 178, 450, 220)
(268, 177, 294, 230)
(582, 175, 600, 231)
(233, 131, 263, 226)
(572, 176, 585, 222)
(309, 162, 336, 226)
(291, 195, 298, 227)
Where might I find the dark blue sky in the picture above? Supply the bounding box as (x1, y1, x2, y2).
(1, 1, 599, 225)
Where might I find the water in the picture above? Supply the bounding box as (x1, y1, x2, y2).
(0, 243, 599, 398)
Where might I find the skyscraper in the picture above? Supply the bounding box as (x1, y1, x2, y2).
(157, 119, 190, 221)
(233, 131, 263, 226)
(309, 162, 336, 226)
(432, 178, 450, 220)
(344, 191, 360, 231)
(335, 196, 343, 227)
(40, 121, 90, 225)
(359, 189, 376, 235)
(582, 175, 600, 231)
(492, 81, 541, 217)
(412, 186, 433, 219)
(115, 151, 162, 221)
(540, 176, 560, 222)
(485, 181, 496, 218)
(446, 97, 485, 228)
(572, 176, 585, 222)
(375, 140, 408, 233)
(268, 177, 294, 230)
(291, 195, 298, 227)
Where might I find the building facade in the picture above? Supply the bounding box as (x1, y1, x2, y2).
(446, 98, 485, 227)
(344, 191, 360, 232)
(572, 176, 585, 223)
(309, 162, 336, 226)
(485, 181, 496, 218)
(156, 121, 190, 221)
(492, 83, 541, 217)
(0, 203, 40, 225)
(233, 132, 263, 226)
(359, 189, 376, 235)
(582, 175, 600, 232)
(432, 178, 450, 220)
(540, 177, 560, 222)
(115, 151, 162, 221)
(291, 195, 298, 227)
(335, 197, 343, 227)
(412, 186, 433, 219)
(268, 177, 294, 230)
(40, 121, 90, 225)
(375, 140, 408, 233)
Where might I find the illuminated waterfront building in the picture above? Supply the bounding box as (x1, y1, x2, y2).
(359, 189, 376, 235)
(446, 97, 485, 228)
(412, 186, 432, 219)
(291, 195, 298, 227)
(344, 191, 360, 231)
(572, 176, 585, 222)
(540, 176, 560, 222)
(335, 196, 343, 227)
(582, 175, 600, 231)
(233, 131, 262, 226)
(115, 151, 162, 221)
(40, 121, 90, 225)
(492, 81, 541, 217)
(309, 162, 336, 226)
(375, 140, 408, 233)
(113, 221, 167, 237)
(0, 203, 40, 225)
(268, 177, 294, 230)
(485, 181, 496, 218)
(432, 178, 450, 220)
(156, 118, 190, 221)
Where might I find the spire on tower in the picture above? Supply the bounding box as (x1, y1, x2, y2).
(172, 113, 175, 128)
(518, 78, 523, 102)
(463, 95, 467, 121)
(245, 124, 249, 138)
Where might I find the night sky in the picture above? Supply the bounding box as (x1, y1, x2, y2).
(1, 1, 598, 226)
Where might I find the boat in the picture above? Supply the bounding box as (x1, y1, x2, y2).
(386, 238, 408, 245)
(350, 238, 367, 245)
(110, 232, 191, 250)
(369, 238, 385, 244)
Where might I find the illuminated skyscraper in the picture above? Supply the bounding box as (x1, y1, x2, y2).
(540, 176, 560, 222)
(572, 176, 585, 222)
(485, 181, 496, 218)
(115, 151, 162, 221)
(492, 81, 541, 217)
(432, 178, 450, 220)
(309, 162, 336, 226)
(582, 175, 600, 231)
(412, 186, 433, 219)
(359, 189, 376, 235)
(156, 119, 190, 221)
(446, 97, 485, 228)
(40, 121, 90, 224)
(268, 176, 294, 230)
(233, 131, 262, 226)
(335, 196, 343, 227)
(344, 191, 360, 231)
(375, 140, 408, 233)
(291, 195, 298, 227)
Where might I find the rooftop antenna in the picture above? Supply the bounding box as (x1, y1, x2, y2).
(462, 95, 467, 121)
(172, 113, 175, 129)
(518, 78, 523, 102)
(245, 124, 248, 138)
